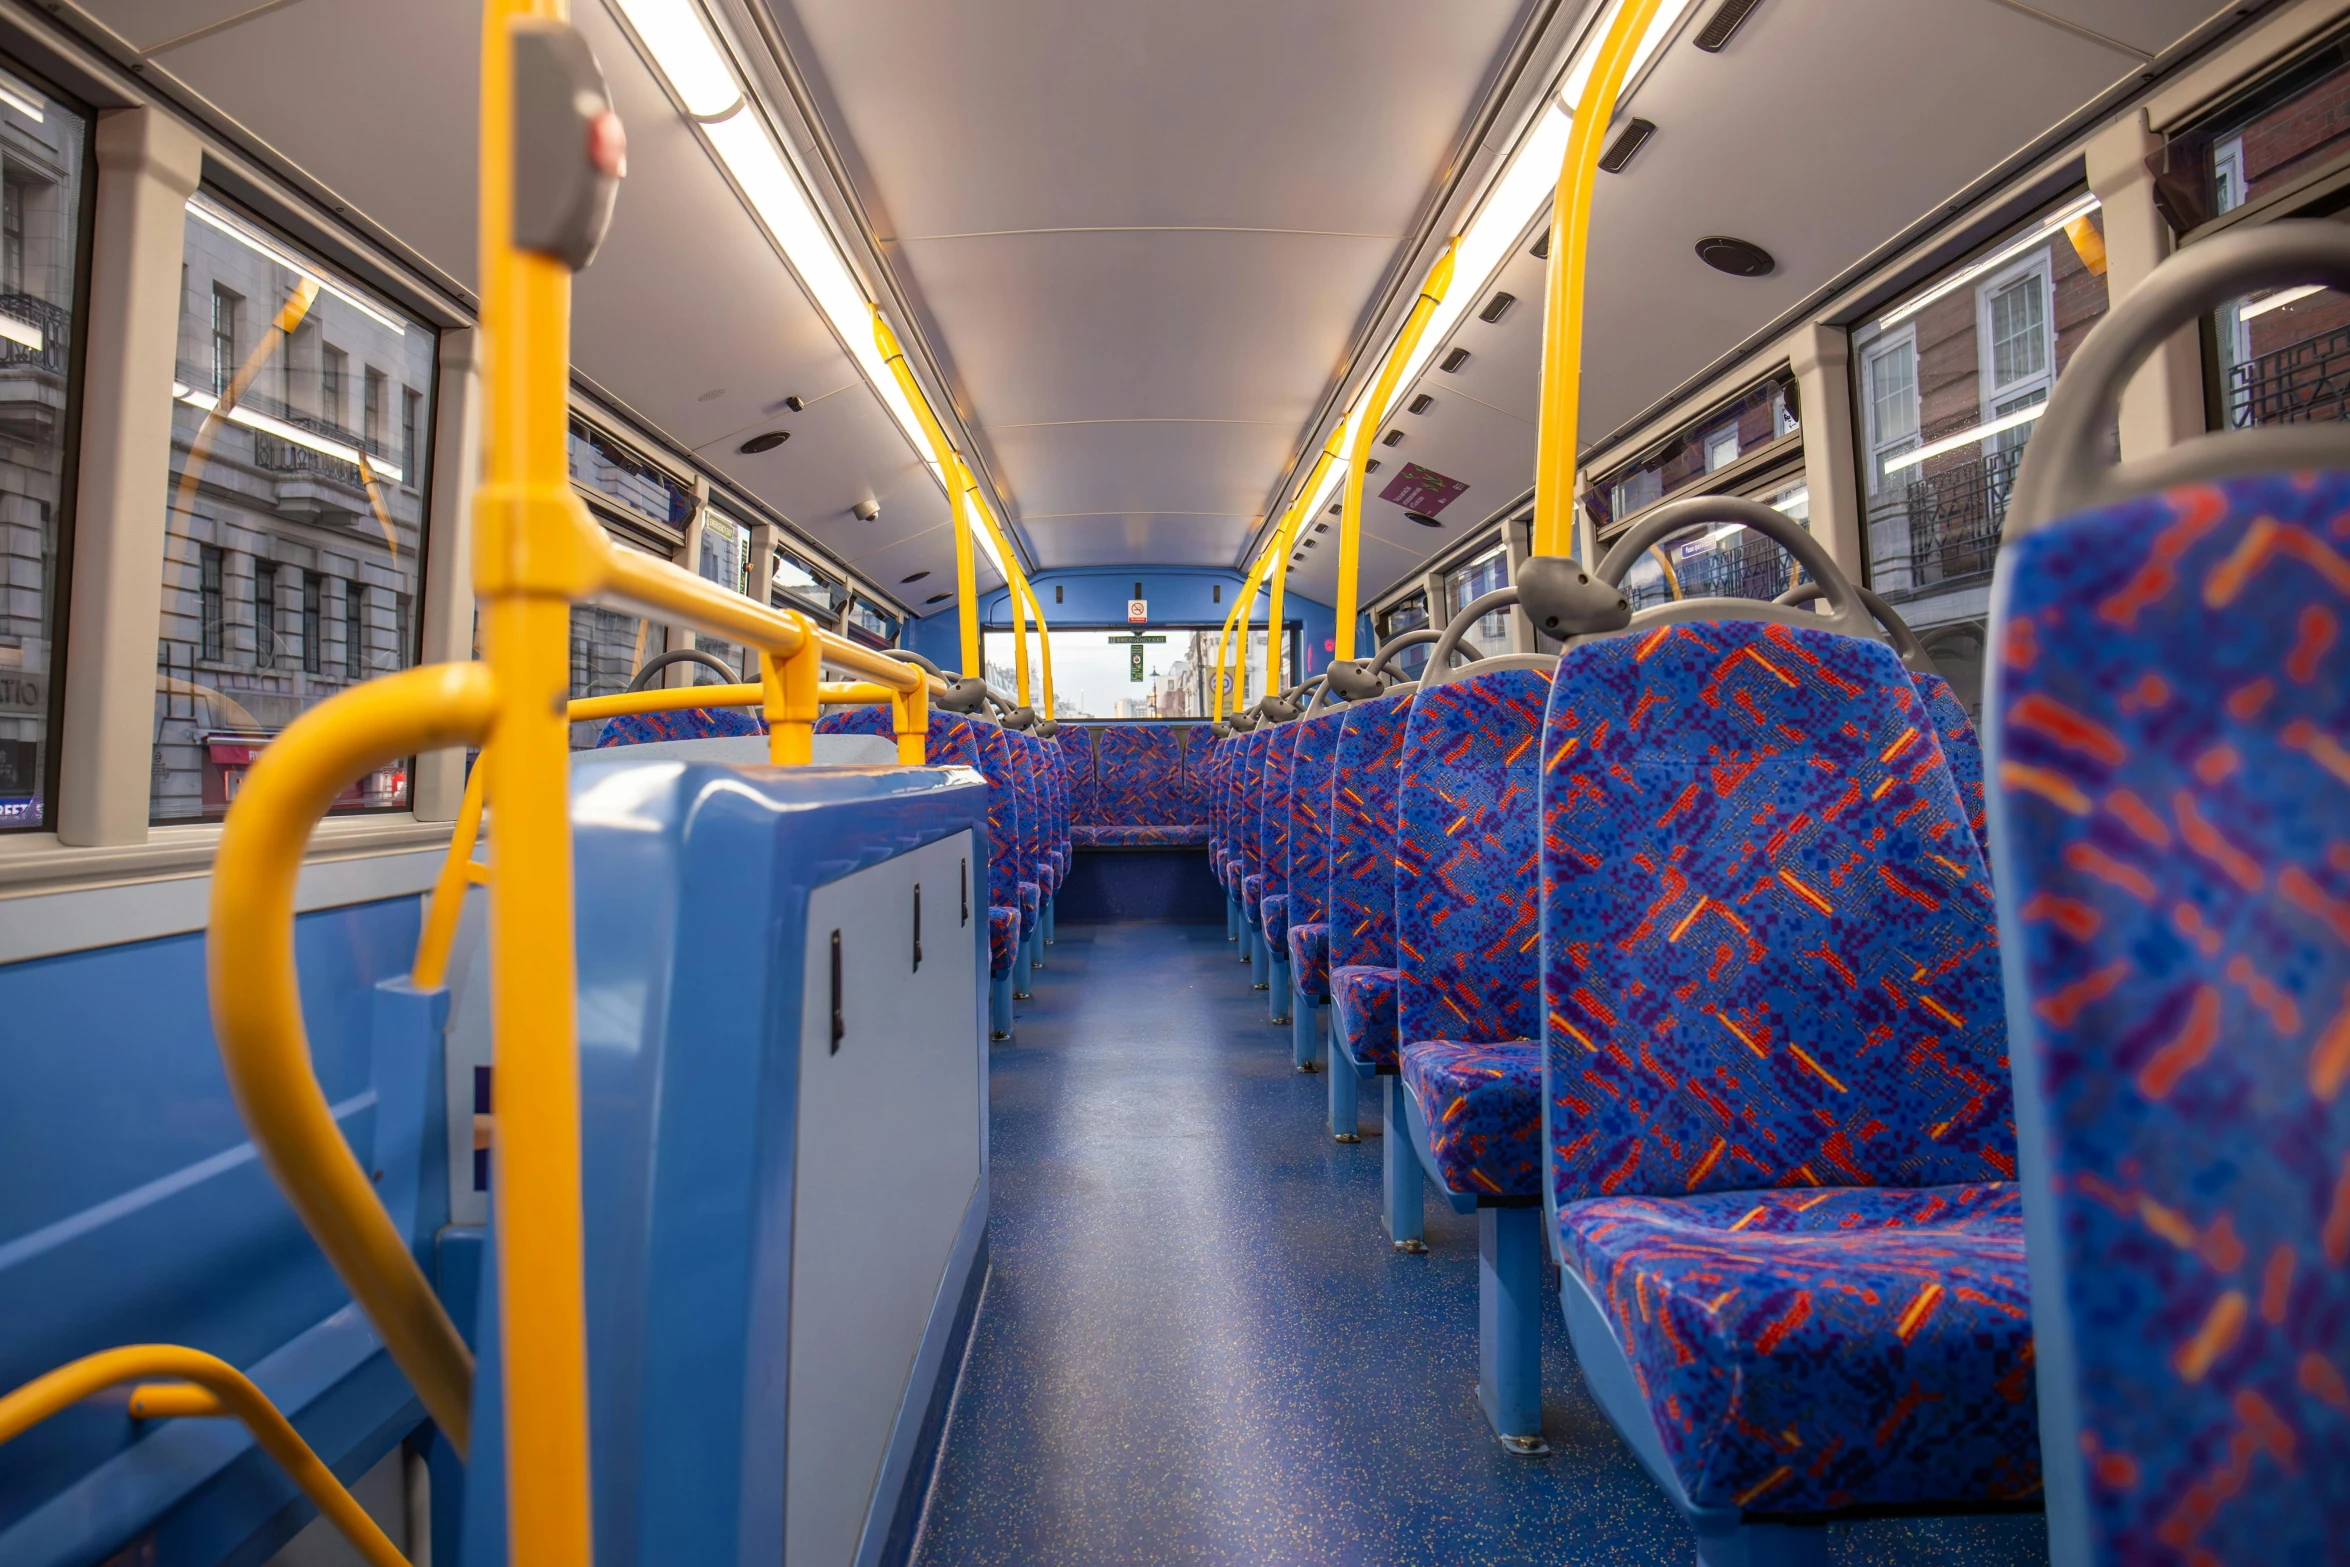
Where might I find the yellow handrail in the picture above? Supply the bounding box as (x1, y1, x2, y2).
(413, 754, 489, 991)
(875, 311, 979, 679)
(1532, 0, 1666, 558)
(0, 1346, 410, 1567)
(1334, 240, 1457, 661)
(1260, 429, 1344, 699)
(210, 663, 497, 1452)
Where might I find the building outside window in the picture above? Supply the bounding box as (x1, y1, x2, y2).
(152, 190, 436, 821)
(564, 417, 690, 749)
(989, 626, 1284, 718)
(846, 596, 900, 650)
(1375, 590, 1430, 681)
(1443, 541, 1511, 660)
(695, 505, 750, 676)
(0, 62, 86, 831)
(2188, 35, 2350, 427)
(1848, 190, 2111, 714)
(1584, 373, 1799, 534)
(771, 539, 843, 620)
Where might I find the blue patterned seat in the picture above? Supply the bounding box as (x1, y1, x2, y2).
(1541, 617, 2029, 1530)
(814, 704, 979, 769)
(1915, 670, 1987, 860)
(1257, 723, 1301, 1021)
(972, 723, 1026, 1018)
(1398, 1040, 1540, 1199)
(1990, 471, 2350, 1567)
(595, 705, 763, 747)
(1075, 724, 1209, 846)
(1284, 711, 1344, 1003)
(1327, 693, 1411, 1073)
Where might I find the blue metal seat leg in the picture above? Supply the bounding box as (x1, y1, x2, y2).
(1014, 933, 1033, 1000)
(1382, 1077, 1425, 1252)
(1290, 989, 1320, 1072)
(1328, 1043, 1360, 1140)
(1042, 893, 1055, 946)
(989, 970, 1013, 1040)
(1250, 924, 1269, 990)
(1267, 954, 1291, 1023)
(1227, 892, 1240, 941)
(1479, 1205, 1548, 1454)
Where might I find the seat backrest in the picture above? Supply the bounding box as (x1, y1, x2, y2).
(1399, 669, 1549, 1048)
(1178, 726, 1214, 825)
(1056, 726, 1098, 826)
(597, 706, 763, 747)
(1233, 728, 1268, 879)
(1915, 670, 1987, 857)
(1018, 731, 1062, 850)
(1094, 724, 1186, 826)
(1006, 732, 1043, 878)
(814, 706, 981, 770)
(1988, 471, 2350, 1567)
(1286, 711, 1346, 927)
(1328, 692, 1412, 971)
(1258, 723, 1298, 903)
(973, 722, 1023, 908)
(1541, 620, 2011, 1211)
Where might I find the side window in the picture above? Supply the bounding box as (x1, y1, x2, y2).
(152, 192, 437, 822)
(1850, 191, 2109, 714)
(0, 63, 87, 832)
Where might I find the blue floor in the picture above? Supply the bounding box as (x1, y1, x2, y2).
(910, 922, 2048, 1567)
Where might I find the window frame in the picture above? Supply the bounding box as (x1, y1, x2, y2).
(1974, 246, 2057, 430)
(1858, 325, 1920, 497)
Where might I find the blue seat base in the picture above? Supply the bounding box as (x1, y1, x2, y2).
(1383, 1077, 1424, 1252)
(1267, 955, 1291, 1023)
(1290, 990, 1320, 1073)
(990, 970, 1013, 1039)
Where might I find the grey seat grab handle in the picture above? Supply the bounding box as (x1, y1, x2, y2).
(1423, 586, 1565, 688)
(1777, 581, 1935, 676)
(626, 647, 743, 692)
(1585, 494, 1876, 646)
(2006, 221, 2350, 537)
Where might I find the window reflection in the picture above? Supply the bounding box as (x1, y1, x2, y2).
(1849, 191, 2111, 715)
(1376, 591, 1430, 681)
(153, 192, 434, 821)
(1443, 544, 1511, 660)
(0, 61, 83, 831)
(1584, 373, 1799, 533)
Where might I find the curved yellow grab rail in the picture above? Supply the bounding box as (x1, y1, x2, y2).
(210, 661, 497, 1453)
(0, 1347, 409, 1567)
(1531, 0, 1667, 559)
(1335, 240, 1457, 662)
(413, 755, 489, 992)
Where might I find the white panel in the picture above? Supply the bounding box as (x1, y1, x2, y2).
(788, 830, 983, 1567)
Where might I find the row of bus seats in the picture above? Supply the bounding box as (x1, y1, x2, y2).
(1202, 227, 2350, 1567)
(815, 702, 1072, 1040)
(1057, 723, 1214, 846)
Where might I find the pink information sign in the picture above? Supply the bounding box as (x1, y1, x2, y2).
(1379, 462, 1470, 516)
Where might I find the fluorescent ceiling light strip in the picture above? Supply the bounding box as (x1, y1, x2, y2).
(1872, 193, 2102, 333)
(175, 383, 404, 483)
(1876, 402, 2043, 476)
(609, 0, 743, 117)
(186, 197, 407, 335)
(2240, 283, 2329, 321)
(0, 313, 42, 351)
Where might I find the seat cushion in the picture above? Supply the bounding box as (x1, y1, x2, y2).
(1401, 1040, 1540, 1198)
(597, 706, 763, 747)
(1242, 873, 1265, 925)
(1559, 1182, 2037, 1514)
(1330, 964, 1399, 1069)
(1075, 824, 1212, 848)
(1262, 893, 1290, 950)
(1287, 922, 1329, 1000)
(988, 905, 1018, 979)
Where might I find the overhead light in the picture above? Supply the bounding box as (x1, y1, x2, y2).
(1877, 402, 2046, 477)
(1873, 193, 2102, 332)
(738, 430, 789, 453)
(173, 383, 403, 483)
(1599, 119, 1657, 174)
(1557, 0, 1700, 110)
(187, 195, 406, 334)
(1407, 394, 1434, 414)
(609, 0, 743, 117)
(1696, 235, 1774, 276)
(2240, 283, 2329, 321)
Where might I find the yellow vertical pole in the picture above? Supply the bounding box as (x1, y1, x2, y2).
(1211, 588, 1245, 721)
(1032, 585, 1055, 717)
(762, 623, 820, 765)
(1531, 0, 1664, 558)
(892, 678, 929, 764)
(1260, 433, 1339, 697)
(877, 313, 977, 676)
(474, 1, 595, 1560)
(1334, 241, 1458, 661)
(962, 463, 1034, 707)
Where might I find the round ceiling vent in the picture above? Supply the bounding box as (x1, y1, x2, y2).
(1405, 510, 1443, 529)
(738, 430, 790, 454)
(1696, 236, 1774, 277)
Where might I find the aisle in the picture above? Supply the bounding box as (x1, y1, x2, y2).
(908, 920, 2046, 1567)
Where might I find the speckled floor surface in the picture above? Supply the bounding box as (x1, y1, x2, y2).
(909, 920, 2049, 1567)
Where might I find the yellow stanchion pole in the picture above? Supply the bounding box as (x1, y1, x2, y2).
(475, 2, 598, 1557)
(877, 313, 978, 678)
(1532, 0, 1665, 558)
(1334, 241, 1457, 661)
